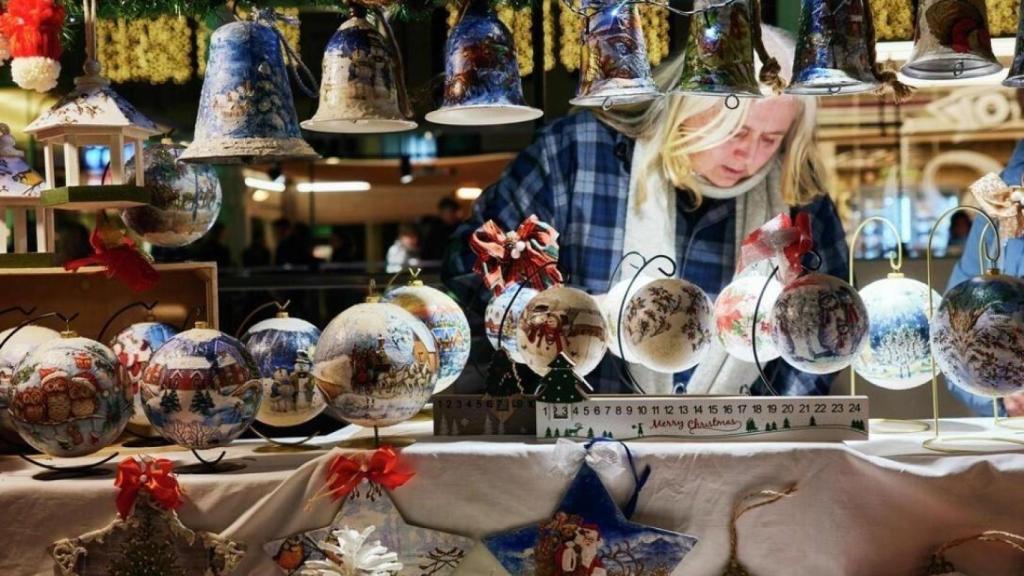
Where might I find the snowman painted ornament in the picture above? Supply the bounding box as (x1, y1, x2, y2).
(623, 278, 714, 373)
(8, 331, 129, 457)
(485, 282, 538, 364)
(714, 274, 783, 363)
(242, 311, 324, 427)
(314, 299, 439, 427)
(110, 321, 179, 435)
(0, 325, 60, 443)
(853, 274, 939, 390)
(771, 273, 869, 374)
(140, 323, 264, 449)
(383, 280, 470, 393)
(516, 286, 608, 377)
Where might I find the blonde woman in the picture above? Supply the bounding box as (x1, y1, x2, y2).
(444, 26, 849, 396)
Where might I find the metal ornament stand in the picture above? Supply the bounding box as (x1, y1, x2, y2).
(923, 206, 1024, 453)
(175, 449, 247, 475)
(847, 217, 929, 433)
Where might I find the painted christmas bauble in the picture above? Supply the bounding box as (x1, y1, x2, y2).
(383, 282, 470, 393)
(770, 273, 869, 375)
(714, 274, 782, 363)
(242, 313, 325, 427)
(0, 325, 60, 444)
(601, 277, 653, 362)
(110, 321, 179, 434)
(313, 302, 439, 427)
(622, 278, 713, 373)
(122, 141, 223, 247)
(853, 276, 939, 390)
(485, 283, 538, 364)
(930, 274, 1024, 397)
(140, 325, 264, 449)
(8, 333, 129, 457)
(516, 286, 608, 377)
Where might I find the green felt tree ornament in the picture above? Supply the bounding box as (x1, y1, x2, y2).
(484, 349, 523, 398)
(536, 353, 590, 404)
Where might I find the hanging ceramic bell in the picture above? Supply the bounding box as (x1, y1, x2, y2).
(570, 0, 660, 108)
(302, 5, 417, 134)
(1003, 4, 1024, 87)
(673, 0, 764, 97)
(426, 0, 543, 126)
(902, 0, 1001, 80)
(786, 0, 880, 95)
(181, 13, 318, 164)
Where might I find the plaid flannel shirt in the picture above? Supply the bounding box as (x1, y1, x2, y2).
(443, 111, 851, 395)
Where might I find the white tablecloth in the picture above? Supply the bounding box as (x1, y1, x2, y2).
(4, 418, 1024, 576)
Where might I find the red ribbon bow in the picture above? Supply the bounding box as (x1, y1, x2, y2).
(469, 215, 563, 295)
(114, 457, 182, 519)
(737, 212, 814, 285)
(65, 215, 160, 293)
(324, 446, 414, 501)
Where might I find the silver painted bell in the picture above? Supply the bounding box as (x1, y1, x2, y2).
(902, 0, 1001, 81)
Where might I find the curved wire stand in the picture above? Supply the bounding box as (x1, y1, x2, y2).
(923, 206, 1024, 453)
(174, 448, 247, 475)
(847, 217, 929, 434)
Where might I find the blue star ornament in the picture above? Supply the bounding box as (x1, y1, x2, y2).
(484, 464, 697, 576)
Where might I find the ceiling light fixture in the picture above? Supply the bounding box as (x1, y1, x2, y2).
(244, 176, 286, 192)
(296, 181, 372, 193)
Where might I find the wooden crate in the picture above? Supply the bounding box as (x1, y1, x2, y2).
(0, 262, 218, 339)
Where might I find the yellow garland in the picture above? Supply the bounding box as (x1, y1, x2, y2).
(987, 0, 1018, 37)
(197, 18, 211, 76)
(97, 16, 191, 84)
(558, 0, 582, 71)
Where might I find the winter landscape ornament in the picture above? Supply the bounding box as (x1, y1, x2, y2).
(853, 275, 939, 390)
(8, 331, 129, 457)
(484, 463, 697, 575)
(714, 274, 782, 363)
(0, 324, 59, 443)
(930, 273, 1024, 397)
(516, 286, 608, 377)
(110, 321, 179, 435)
(140, 323, 264, 449)
(485, 282, 539, 364)
(622, 278, 713, 373)
(770, 273, 869, 374)
(314, 300, 439, 428)
(121, 140, 223, 248)
(243, 312, 325, 428)
(383, 280, 470, 393)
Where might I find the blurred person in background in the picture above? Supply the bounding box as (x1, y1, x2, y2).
(387, 224, 420, 273)
(243, 225, 272, 267)
(420, 197, 464, 261)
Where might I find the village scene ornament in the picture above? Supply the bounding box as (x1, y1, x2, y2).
(485, 282, 538, 364)
(110, 321, 179, 435)
(770, 273, 869, 374)
(714, 274, 782, 363)
(484, 463, 697, 576)
(0, 324, 59, 444)
(383, 281, 470, 393)
(140, 324, 264, 449)
(516, 286, 608, 377)
(242, 312, 325, 428)
(622, 278, 713, 374)
(930, 273, 1024, 397)
(853, 275, 939, 390)
(121, 140, 223, 248)
(8, 332, 129, 457)
(313, 301, 439, 428)
(264, 479, 472, 576)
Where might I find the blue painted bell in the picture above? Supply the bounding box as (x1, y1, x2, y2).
(181, 14, 318, 164)
(673, 0, 763, 97)
(571, 0, 660, 108)
(901, 0, 1001, 81)
(1003, 3, 1024, 87)
(302, 6, 417, 134)
(426, 0, 542, 126)
(786, 0, 880, 95)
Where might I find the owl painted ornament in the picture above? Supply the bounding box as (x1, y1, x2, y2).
(930, 273, 1024, 397)
(314, 302, 439, 427)
(0, 325, 60, 444)
(383, 281, 470, 393)
(484, 282, 538, 364)
(601, 277, 654, 362)
(140, 324, 264, 449)
(854, 275, 939, 390)
(122, 140, 223, 247)
(623, 278, 714, 373)
(242, 312, 324, 428)
(770, 273, 869, 374)
(714, 274, 782, 363)
(110, 321, 179, 435)
(516, 286, 608, 377)
(8, 332, 129, 457)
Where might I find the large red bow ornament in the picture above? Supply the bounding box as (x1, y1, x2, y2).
(323, 446, 415, 502)
(65, 213, 160, 292)
(114, 457, 182, 519)
(469, 215, 563, 295)
(737, 212, 814, 285)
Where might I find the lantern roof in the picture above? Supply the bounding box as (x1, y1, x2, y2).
(0, 124, 48, 205)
